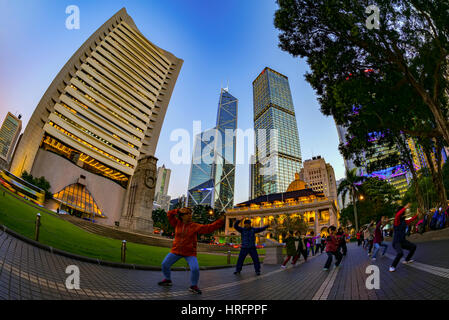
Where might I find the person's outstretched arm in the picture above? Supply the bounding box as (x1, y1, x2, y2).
(233, 219, 244, 233)
(253, 225, 269, 233)
(406, 214, 419, 226)
(196, 217, 225, 234)
(394, 205, 409, 227)
(167, 209, 179, 228)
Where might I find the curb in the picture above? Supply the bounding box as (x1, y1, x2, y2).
(0, 224, 254, 271)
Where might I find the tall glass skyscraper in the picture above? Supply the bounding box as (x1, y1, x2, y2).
(187, 88, 237, 212)
(252, 67, 302, 196)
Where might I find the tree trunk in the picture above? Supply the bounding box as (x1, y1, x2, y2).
(352, 188, 359, 232)
(411, 169, 426, 217)
(396, 134, 425, 216)
(423, 143, 447, 209)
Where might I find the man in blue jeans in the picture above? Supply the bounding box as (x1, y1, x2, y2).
(233, 219, 269, 275)
(372, 216, 388, 261)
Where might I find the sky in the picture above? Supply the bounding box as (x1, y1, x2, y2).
(0, 0, 345, 204)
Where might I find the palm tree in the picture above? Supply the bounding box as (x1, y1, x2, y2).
(337, 168, 366, 231)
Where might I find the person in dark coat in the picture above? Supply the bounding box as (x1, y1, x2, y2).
(336, 227, 347, 256)
(292, 230, 308, 264)
(233, 219, 268, 275)
(390, 204, 418, 272)
(281, 231, 297, 268)
(372, 216, 388, 260)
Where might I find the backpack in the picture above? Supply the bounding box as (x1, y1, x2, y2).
(430, 210, 439, 230)
(437, 211, 446, 229)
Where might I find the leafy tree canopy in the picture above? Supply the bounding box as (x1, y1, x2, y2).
(21, 171, 52, 200)
(275, 0, 449, 146)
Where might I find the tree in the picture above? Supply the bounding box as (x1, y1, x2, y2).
(152, 208, 174, 236)
(21, 171, 52, 200)
(271, 214, 308, 239)
(274, 0, 449, 147)
(402, 171, 437, 213)
(337, 168, 366, 231)
(419, 136, 447, 207)
(340, 177, 400, 226)
(340, 126, 428, 215)
(192, 205, 224, 240)
(442, 161, 449, 198)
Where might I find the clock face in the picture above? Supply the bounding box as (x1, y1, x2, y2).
(145, 170, 156, 189)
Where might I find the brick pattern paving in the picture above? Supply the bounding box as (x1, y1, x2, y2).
(1, 228, 449, 300)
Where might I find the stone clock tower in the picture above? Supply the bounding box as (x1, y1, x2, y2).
(120, 156, 158, 233)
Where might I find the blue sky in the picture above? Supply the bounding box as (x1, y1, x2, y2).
(0, 0, 345, 204)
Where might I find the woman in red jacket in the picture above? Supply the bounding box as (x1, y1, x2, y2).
(323, 225, 343, 271)
(158, 207, 225, 294)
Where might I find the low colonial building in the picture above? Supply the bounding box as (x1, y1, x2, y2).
(224, 174, 339, 243)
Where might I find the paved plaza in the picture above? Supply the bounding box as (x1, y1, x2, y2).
(1, 228, 449, 300)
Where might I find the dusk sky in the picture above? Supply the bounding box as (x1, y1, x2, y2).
(0, 0, 345, 204)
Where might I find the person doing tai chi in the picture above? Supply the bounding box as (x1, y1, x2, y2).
(233, 219, 269, 276)
(389, 203, 418, 272)
(158, 207, 225, 294)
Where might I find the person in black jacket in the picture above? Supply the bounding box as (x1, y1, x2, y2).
(233, 219, 269, 275)
(292, 230, 308, 264)
(336, 227, 347, 256)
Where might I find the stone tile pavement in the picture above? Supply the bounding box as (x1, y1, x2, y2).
(1, 228, 449, 300)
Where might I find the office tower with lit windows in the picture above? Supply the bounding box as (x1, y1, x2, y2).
(336, 124, 411, 196)
(9, 8, 183, 230)
(299, 156, 338, 202)
(252, 67, 302, 197)
(0, 112, 22, 169)
(187, 88, 237, 212)
(154, 165, 171, 211)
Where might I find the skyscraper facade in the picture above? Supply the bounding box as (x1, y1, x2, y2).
(252, 67, 302, 196)
(299, 156, 338, 202)
(212, 88, 237, 212)
(336, 124, 410, 196)
(187, 130, 215, 208)
(154, 165, 171, 211)
(9, 8, 183, 230)
(0, 112, 22, 167)
(187, 88, 237, 212)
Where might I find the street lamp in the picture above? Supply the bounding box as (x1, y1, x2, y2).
(359, 195, 364, 200)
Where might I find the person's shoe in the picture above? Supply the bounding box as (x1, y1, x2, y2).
(372, 258, 376, 261)
(158, 279, 172, 287)
(281, 265, 287, 269)
(389, 266, 396, 272)
(323, 267, 329, 271)
(233, 271, 240, 275)
(334, 265, 341, 269)
(402, 259, 414, 265)
(189, 286, 202, 294)
(256, 272, 261, 276)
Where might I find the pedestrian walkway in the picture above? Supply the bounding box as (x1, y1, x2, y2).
(1, 229, 449, 300)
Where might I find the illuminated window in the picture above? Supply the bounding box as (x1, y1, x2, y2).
(53, 183, 103, 217)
